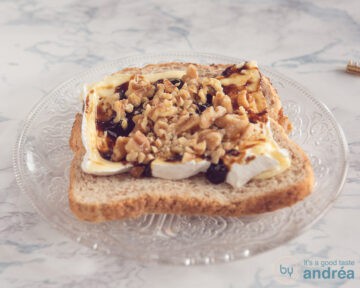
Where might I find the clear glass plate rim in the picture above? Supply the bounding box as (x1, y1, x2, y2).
(12, 51, 349, 265)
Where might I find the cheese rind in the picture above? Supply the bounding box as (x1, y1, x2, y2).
(151, 159, 210, 180)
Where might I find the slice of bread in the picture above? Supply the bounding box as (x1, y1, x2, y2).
(69, 113, 313, 222)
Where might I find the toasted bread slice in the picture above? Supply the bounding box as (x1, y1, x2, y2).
(69, 114, 313, 222)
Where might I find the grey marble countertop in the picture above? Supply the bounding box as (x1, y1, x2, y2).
(1, 0, 360, 287)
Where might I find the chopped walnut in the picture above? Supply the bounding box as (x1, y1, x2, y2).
(112, 100, 126, 123)
(111, 137, 129, 161)
(199, 106, 227, 129)
(96, 132, 112, 155)
(236, 89, 267, 114)
(175, 114, 200, 135)
(249, 91, 267, 113)
(125, 103, 134, 113)
(215, 113, 249, 139)
(170, 142, 184, 154)
(163, 79, 177, 93)
(182, 64, 198, 81)
(127, 92, 142, 107)
(154, 119, 169, 138)
(126, 75, 155, 107)
(182, 151, 196, 162)
(135, 115, 149, 133)
(151, 145, 158, 153)
(213, 92, 233, 113)
(198, 77, 223, 103)
(146, 153, 155, 162)
(121, 119, 128, 130)
(138, 152, 146, 163)
(222, 141, 236, 151)
(125, 131, 151, 155)
(132, 104, 151, 133)
(126, 151, 138, 162)
(154, 138, 162, 148)
(240, 123, 266, 141)
(133, 131, 151, 152)
(182, 65, 199, 96)
(178, 89, 192, 101)
(96, 101, 113, 122)
(192, 140, 206, 155)
(199, 130, 223, 151)
(149, 101, 177, 121)
(236, 89, 249, 110)
(210, 147, 225, 163)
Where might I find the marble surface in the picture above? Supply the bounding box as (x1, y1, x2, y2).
(1, 0, 360, 287)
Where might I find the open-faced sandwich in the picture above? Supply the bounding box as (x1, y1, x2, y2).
(69, 61, 314, 222)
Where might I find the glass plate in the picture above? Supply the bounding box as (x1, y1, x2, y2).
(13, 52, 348, 265)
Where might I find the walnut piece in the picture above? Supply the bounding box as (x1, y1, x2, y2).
(163, 79, 177, 93)
(176, 114, 200, 135)
(149, 101, 177, 121)
(112, 100, 127, 123)
(182, 151, 196, 162)
(154, 119, 169, 138)
(111, 137, 129, 161)
(198, 77, 223, 103)
(192, 140, 206, 155)
(215, 113, 249, 139)
(125, 130, 151, 156)
(199, 106, 227, 129)
(96, 101, 113, 122)
(199, 130, 223, 151)
(210, 147, 225, 163)
(126, 75, 155, 107)
(213, 92, 233, 113)
(133, 131, 151, 152)
(182, 65, 199, 96)
(96, 132, 112, 155)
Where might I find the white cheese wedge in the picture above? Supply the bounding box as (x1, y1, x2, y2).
(151, 159, 210, 180)
(81, 155, 133, 176)
(225, 121, 291, 188)
(81, 83, 133, 175)
(226, 155, 278, 188)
